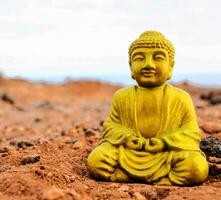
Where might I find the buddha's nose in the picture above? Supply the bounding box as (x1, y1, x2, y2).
(143, 57, 155, 70)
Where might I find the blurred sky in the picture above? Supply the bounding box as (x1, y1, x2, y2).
(0, 0, 221, 85)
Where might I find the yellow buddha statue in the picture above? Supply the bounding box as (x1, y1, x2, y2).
(87, 30, 209, 185)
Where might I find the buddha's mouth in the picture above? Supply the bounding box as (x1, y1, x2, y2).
(141, 70, 156, 77)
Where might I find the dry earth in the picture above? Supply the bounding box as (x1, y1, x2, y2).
(0, 76, 221, 200)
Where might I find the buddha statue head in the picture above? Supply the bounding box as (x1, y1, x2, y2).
(129, 31, 175, 87)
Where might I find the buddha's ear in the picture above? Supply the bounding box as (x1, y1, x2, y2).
(129, 60, 135, 79)
(171, 60, 175, 68)
(131, 73, 135, 79)
(167, 60, 175, 80)
(128, 59, 131, 68)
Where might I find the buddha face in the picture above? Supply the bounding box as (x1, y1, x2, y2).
(130, 47, 174, 87)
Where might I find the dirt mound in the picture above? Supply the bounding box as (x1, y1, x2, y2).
(0, 77, 220, 199)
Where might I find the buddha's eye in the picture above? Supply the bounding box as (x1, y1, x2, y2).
(133, 56, 144, 62)
(154, 54, 165, 61)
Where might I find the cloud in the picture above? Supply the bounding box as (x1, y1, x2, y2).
(0, 0, 221, 83)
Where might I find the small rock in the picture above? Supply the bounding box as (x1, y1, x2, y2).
(119, 185, 129, 192)
(214, 145, 221, 157)
(10, 138, 34, 148)
(63, 174, 70, 183)
(208, 157, 221, 164)
(200, 92, 213, 100)
(1, 153, 8, 157)
(0, 146, 10, 153)
(35, 169, 44, 176)
(209, 163, 221, 175)
(61, 129, 66, 136)
(16, 106, 25, 112)
(200, 137, 221, 158)
(35, 101, 54, 109)
(0, 165, 7, 173)
(155, 188, 170, 199)
(40, 165, 45, 170)
(84, 128, 95, 136)
(99, 120, 104, 126)
(200, 91, 221, 105)
(47, 172, 53, 178)
(133, 192, 147, 200)
(34, 118, 41, 123)
(1, 93, 14, 105)
(201, 121, 221, 134)
(65, 139, 77, 144)
(210, 96, 221, 105)
(66, 128, 78, 137)
(83, 128, 99, 137)
(21, 154, 40, 165)
(207, 174, 221, 183)
(140, 190, 158, 200)
(73, 122, 86, 130)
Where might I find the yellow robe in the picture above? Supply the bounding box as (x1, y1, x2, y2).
(100, 84, 205, 183)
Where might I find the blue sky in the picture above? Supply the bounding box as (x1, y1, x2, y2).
(0, 0, 221, 85)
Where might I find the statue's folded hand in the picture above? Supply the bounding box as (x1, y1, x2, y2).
(144, 138, 165, 153)
(125, 135, 145, 150)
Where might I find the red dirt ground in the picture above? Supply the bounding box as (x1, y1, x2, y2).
(0, 76, 221, 200)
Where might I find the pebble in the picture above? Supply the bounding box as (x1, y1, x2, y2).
(21, 154, 40, 165)
(200, 91, 221, 105)
(34, 118, 41, 123)
(200, 137, 221, 158)
(0, 146, 10, 153)
(16, 106, 25, 112)
(65, 139, 77, 144)
(119, 185, 129, 192)
(209, 163, 221, 175)
(200, 92, 213, 100)
(201, 121, 221, 134)
(35, 169, 44, 176)
(1, 93, 14, 105)
(83, 128, 100, 137)
(208, 156, 221, 164)
(99, 120, 104, 126)
(210, 96, 221, 105)
(35, 101, 54, 109)
(132, 192, 146, 200)
(0, 165, 7, 173)
(61, 129, 66, 136)
(155, 188, 170, 199)
(10, 138, 34, 148)
(47, 172, 53, 178)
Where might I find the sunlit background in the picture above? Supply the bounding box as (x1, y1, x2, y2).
(0, 0, 221, 86)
